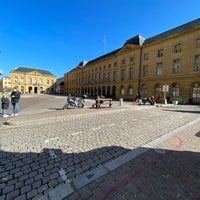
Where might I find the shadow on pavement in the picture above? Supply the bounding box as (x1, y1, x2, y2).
(163, 109, 200, 114)
(195, 132, 200, 137)
(1, 145, 200, 200)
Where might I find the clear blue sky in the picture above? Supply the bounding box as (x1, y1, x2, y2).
(0, 0, 199, 78)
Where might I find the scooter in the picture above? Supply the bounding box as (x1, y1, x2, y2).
(63, 95, 84, 109)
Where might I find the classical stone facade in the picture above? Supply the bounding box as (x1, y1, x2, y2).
(64, 18, 200, 104)
(0, 76, 11, 91)
(10, 67, 56, 94)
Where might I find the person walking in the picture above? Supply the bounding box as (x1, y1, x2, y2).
(10, 87, 21, 116)
(1, 92, 9, 117)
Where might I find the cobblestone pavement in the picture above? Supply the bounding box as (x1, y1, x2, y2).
(0, 94, 200, 200)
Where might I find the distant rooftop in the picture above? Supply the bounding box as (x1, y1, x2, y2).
(12, 67, 55, 76)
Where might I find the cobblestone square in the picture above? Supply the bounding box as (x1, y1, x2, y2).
(0, 94, 200, 199)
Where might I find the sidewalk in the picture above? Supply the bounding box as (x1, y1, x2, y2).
(63, 118, 200, 200)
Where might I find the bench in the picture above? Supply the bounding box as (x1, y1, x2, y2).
(92, 98, 112, 108)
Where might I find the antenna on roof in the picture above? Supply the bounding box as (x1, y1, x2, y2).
(103, 35, 107, 54)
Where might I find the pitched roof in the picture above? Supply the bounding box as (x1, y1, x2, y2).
(86, 48, 121, 66)
(143, 18, 200, 45)
(123, 35, 145, 46)
(12, 67, 55, 76)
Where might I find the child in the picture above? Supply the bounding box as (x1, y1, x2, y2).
(1, 92, 9, 117)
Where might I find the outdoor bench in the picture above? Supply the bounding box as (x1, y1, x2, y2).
(92, 98, 112, 108)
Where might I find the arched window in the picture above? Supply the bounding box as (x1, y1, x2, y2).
(192, 83, 200, 103)
(155, 84, 162, 96)
(128, 86, 133, 96)
(120, 86, 124, 96)
(172, 83, 179, 97)
(141, 84, 148, 98)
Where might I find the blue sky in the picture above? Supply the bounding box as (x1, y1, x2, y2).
(0, 0, 199, 78)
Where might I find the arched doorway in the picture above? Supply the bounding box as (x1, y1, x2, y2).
(102, 86, 106, 96)
(98, 87, 101, 96)
(112, 86, 116, 98)
(29, 86, 33, 94)
(94, 87, 97, 96)
(34, 87, 37, 94)
(107, 86, 111, 97)
(91, 87, 94, 96)
(154, 83, 162, 102)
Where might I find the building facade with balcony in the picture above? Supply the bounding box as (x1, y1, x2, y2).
(10, 67, 56, 94)
(64, 18, 200, 104)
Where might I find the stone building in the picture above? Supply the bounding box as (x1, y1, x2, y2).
(0, 76, 11, 91)
(64, 18, 200, 104)
(10, 67, 56, 94)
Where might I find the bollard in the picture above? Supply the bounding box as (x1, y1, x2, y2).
(119, 98, 123, 106)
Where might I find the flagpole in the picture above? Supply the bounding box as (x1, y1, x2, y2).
(103, 36, 107, 54)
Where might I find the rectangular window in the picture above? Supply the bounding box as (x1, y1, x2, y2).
(108, 64, 111, 68)
(121, 59, 126, 65)
(103, 73, 106, 81)
(128, 67, 133, 80)
(103, 65, 106, 70)
(121, 69, 125, 80)
(130, 57, 134, 63)
(158, 49, 163, 57)
(94, 74, 97, 82)
(173, 59, 180, 73)
(196, 38, 200, 48)
(156, 62, 162, 75)
(20, 78, 24, 83)
(113, 62, 117, 67)
(99, 74, 102, 82)
(174, 44, 181, 53)
(172, 85, 179, 97)
(108, 72, 111, 81)
(144, 53, 149, 60)
(194, 55, 200, 71)
(129, 88, 133, 95)
(143, 65, 148, 77)
(113, 71, 117, 81)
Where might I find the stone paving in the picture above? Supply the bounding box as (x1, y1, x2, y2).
(0, 94, 200, 200)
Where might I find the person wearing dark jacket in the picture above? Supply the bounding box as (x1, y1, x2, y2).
(1, 92, 9, 117)
(10, 87, 21, 116)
